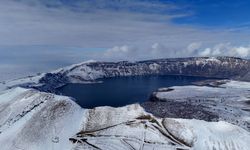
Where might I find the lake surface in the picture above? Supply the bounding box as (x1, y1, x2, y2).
(58, 75, 211, 108)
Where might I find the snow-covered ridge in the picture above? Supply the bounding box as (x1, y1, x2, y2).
(1, 56, 249, 92)
(0, 87, 250, 150)
(0, 87, 85, 150)
(56, 56, 250, 82)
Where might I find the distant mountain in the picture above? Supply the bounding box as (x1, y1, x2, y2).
(40, 57, 250, 91)
(49, 56, 250, 80)
(1, 56, 249, 92)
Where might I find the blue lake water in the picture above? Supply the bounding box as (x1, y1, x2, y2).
(58, 75, 211, 108)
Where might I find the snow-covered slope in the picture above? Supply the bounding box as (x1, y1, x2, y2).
(1, 57, 249, 92)
(0, 87, 84, 150)
(0, 87, 250, 150)
(0, 73, 45, 91)
(144, 80, 250, 131)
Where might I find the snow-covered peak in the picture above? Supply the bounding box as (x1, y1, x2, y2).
(51, 60, 98, 74)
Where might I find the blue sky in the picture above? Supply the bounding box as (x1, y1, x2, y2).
(0, 0, 250, 80)
(33, 0, 250, 29)
(169, 0, 250, 27)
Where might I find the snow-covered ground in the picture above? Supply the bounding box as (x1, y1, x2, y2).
(0, 73, 45, 92)
(0, 87, 249, 150)
(0, 87, 85, 150)
(149, 80, 250, 131)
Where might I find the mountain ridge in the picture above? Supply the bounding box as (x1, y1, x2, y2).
(1, 56, 249, 93)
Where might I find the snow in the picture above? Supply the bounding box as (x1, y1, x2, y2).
(0, 87, 85, 150)
(206, 57, 221, 62)
(149, 63, 160, 71)
(66, 64, 104, 81)
(0, 87, 249, 149)
(0, 73, 45, 91)
(153, 80, 250, 132)
(51, 60, 97, 74)
(164, 119, 250, 150)
(0, 60, 99, 91)
(222, 80, 250, 89)
(155, 80, 250, 101)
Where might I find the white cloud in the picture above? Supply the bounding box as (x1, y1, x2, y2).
(104, 45, 138, 60)
(151, 43, 165, 56)
(198, 43, 250, 58)
(187, 42, 202, 54)
(101, 42, 250, 61)
(234, 47, 250, 57)
(199, 48, 212, 56)
(101, 43, 178, 61)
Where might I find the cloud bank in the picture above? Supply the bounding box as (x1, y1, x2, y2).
(100, 42, 250, 61)
(198, 43, 250, 58)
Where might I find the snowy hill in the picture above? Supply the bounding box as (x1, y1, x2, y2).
(0, 87, 84, 150)
(0, 87, 250, 150)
